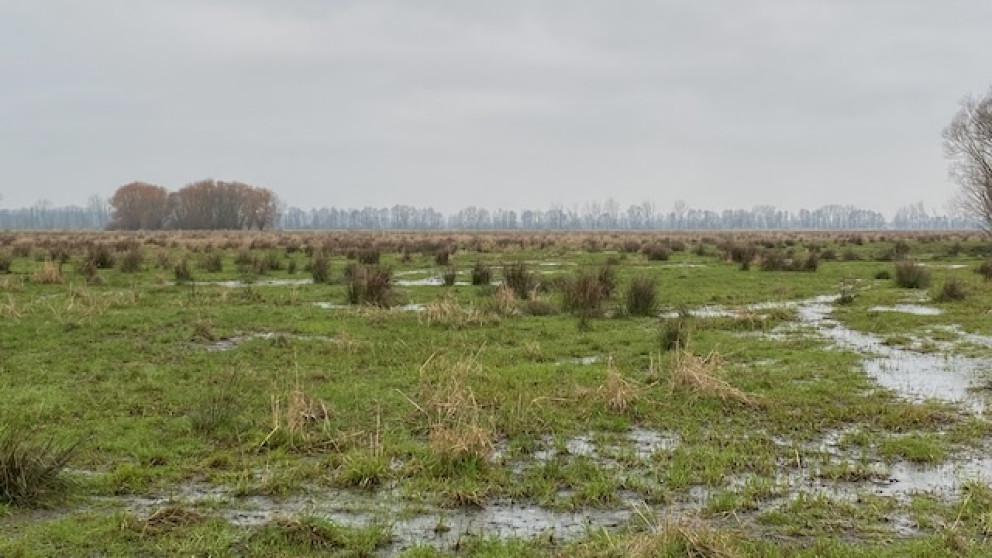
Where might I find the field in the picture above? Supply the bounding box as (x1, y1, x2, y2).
(2, 229, 992, 557)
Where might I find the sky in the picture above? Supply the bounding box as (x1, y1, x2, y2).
(1, 1, 990, 216)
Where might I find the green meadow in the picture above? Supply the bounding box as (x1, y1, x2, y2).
(2, 230, 992, 557)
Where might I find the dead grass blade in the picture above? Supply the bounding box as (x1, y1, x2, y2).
(669, 350, 759, 407)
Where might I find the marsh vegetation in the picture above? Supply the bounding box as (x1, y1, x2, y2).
(2, 229, 992, 556)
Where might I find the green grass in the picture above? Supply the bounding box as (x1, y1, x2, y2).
(1, 230, 992, 556)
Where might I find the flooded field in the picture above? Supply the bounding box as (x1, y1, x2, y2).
(3, 230, 992, 556)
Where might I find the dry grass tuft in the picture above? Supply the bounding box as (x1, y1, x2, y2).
(31, 261, 62, 284)
(623, 519, 742, 558)
(669, 350, 759, 407)
(491, 284, 518, 316)
(127, 506, 206, 535)
(262, 382, 332, 450)
(406, 355, 495, 463)
(422, 296, 495, 328)
(429, 423, 493, 462)
(601, 357, 641, 413)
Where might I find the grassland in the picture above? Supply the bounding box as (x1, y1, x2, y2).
(2, 230, 992, 557)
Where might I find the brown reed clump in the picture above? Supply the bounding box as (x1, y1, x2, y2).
(601, 357, 641, 414)
(669, 350, 758, 407)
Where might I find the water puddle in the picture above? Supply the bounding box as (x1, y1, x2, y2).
(395, 277, 472, 287)
(113, 484, 641, 556)
(628, 427, 680, 459)
(311, 302, 427, 312)
(788, 296, 991, 413)
(868, 305, 943, 316)
(532, 428, 679, 463)
(190, 279, 313, 288)
(881, 456, 992, 498)
(201, 333, 331, 352)
(556, 355, 602, 366)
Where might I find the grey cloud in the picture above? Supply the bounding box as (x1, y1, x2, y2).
(1, 1, 989, 214)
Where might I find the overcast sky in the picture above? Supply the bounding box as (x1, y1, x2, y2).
(1, 1, 990, 215)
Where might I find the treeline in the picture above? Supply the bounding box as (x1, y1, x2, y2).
(280, 202, 972, 231)
(107, 180, 279, 230)
(0, 197, 974, 231)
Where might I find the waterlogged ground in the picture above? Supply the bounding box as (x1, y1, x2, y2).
(3, 230, 992, 556)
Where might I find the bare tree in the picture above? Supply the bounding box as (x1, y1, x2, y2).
(944, 89, 992, 233)
(108, 182, 169, 229)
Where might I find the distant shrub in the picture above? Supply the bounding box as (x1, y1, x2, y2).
(841, 248, 862, 261)
(32, 261, 62, 284)
(976, 260, 992, 281)
(174, 259, 193, 283)
(625, 276, 657, 317)
(77, 259, 100, 284)
(435, 249, 450, 266)
(522, 298, 557, 316)
(201, 252, 223, 273)
(725, 242, 757, 270)
(759, 251, 789, 271)
(660, 313, 692, 351)
(503, 262, 538, 300)
(11, 242, 32, 258)
(621, 241, 642, 253)
(893, 261, 930, 289)
(442, 267, 457, 286)
(642, 244, 670, 261)
(263, 251, 283, 272)
(310, 252, 331, 284)
(0, 253, 12, 274)
(118, 247, 143, 273)
(596, 266, 618, 298)
(346, 265, 392, 307)
(760, 251, 818, 272)
(874, 269, 891, 280)
(356, 250, 380, 265)
(86, 244, 115, 269)
(234, 249, 253, 266)
(562, 271, 607, 318)
(470, 262, 492, 285)
(892, 240, 911, 260)
(935, 278, 968, 302)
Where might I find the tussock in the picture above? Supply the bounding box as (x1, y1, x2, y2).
(601, 357, 641, 414)
(0, 425, 80, 506)
(669, 350, 759, 407)
(127, 506, 206, 534)
(624, 519, 742, 558)
(263, 383, 332, 450)
(31, 261, 62, 284)
(406, 355, 494, 463)
(491, 284, 518, 316)
(422, 296, 495, 328)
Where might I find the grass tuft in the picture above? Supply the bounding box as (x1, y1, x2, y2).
(669, 351, 758, 407)
(0, 425, 80, 506)
(625, 276, 658, 316)
(502, 262, 538, 300)
(601, 358, 641, 414)
(893, 261, 931, 289)
(346, 265, 392, 306)
(470, 261, 493, 285)
(934, 277, 968, 302)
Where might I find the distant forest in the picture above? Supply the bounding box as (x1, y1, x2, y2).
(0, 197, 973, 231)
